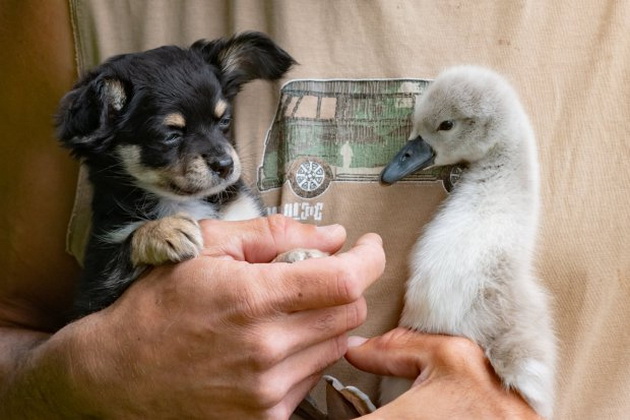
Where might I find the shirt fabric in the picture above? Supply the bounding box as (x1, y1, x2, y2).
(66, 1, 630, 418)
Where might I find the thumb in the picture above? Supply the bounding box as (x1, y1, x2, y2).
(345, 328, 431, 380)
(200, 214, 347, 262)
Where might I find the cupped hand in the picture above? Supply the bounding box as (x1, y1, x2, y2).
(345, 328, 542, 420)
(58, 215, 385, 419)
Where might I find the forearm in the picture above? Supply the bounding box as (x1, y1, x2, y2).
(0, 220, 384, 419)
(0, 326, 90, 419)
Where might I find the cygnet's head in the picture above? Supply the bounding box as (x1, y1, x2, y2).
(381, 66, 522, 184)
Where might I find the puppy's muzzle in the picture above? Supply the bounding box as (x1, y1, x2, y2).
(205, 154, 234, 179)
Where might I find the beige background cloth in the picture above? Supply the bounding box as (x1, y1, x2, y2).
(67, 1, 630, 418)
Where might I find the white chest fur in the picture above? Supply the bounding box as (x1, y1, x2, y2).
(155, 198, 220, 220)
(156, 193, 262, 222)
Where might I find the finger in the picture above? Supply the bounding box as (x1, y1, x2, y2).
(259, 232, 385, 311)
(266, 334, 348, 402)
(266, 297, 368, 356)
(344, 328, 433, 380)
(268, 373, 322, 419)
(199, 215, 347, 262)
(345, 328, 488, 380)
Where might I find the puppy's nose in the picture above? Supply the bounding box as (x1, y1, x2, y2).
(207, 155, 233, 178)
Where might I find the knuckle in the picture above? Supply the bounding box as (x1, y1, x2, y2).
(376, 327, 414, 352)
(327, 336, 348, 368)
(266, 213, 293, 235)
(232, 300, 264, 328)
(346, 298, 367, 329)
(312, 312, 336, 333)
(246, 374, 287, 409)
(335, 265, 362, 303)
(435, 336, 483, 366)
(248, 335, 286, 372)
(332, 334, 348, 359)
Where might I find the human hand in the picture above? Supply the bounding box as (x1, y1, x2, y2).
(33, 215, 385, 420)
(345, 328, 541, 419)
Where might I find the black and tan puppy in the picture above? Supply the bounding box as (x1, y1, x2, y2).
(57, 32, 295, 317)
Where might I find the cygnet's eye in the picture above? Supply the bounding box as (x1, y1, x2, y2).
(437, 120, 454, 131)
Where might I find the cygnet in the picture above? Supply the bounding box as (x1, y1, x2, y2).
(380, 66, 556, 418)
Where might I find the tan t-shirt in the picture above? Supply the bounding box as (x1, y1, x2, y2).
(67, 1, 630, 418)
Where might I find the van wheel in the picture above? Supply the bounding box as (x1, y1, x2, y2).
(288, 157, 332, 198)
(442, 165, 464, 192)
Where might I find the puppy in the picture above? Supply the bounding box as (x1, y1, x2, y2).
(57, 32, 296, 318)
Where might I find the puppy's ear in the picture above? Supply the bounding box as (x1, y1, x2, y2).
(56, 75, 129, 158)
(192, 31, 296, 98)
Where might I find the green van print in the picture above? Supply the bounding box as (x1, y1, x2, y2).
(257, 79, 461, 199)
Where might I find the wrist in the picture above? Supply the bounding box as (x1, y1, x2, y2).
(0, 319, 105, 419)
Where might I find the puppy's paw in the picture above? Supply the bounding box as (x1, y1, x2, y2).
(274, 248, 329, 263)
(130, 214, 203, 266)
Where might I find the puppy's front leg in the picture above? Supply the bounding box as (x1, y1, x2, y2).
(130, 213, 203, 266)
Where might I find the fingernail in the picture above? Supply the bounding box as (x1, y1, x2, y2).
(347, 336, 368, 348)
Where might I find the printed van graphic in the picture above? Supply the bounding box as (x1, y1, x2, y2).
(257, 79, 461, 199)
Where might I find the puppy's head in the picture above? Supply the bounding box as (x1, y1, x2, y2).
(57, 32, 295, 200)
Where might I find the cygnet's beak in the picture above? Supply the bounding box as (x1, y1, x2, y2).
(380, 136, 435, 185)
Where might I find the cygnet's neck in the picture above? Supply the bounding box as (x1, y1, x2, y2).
(465, 130, 537, 197)
(453, 124, 540, 232)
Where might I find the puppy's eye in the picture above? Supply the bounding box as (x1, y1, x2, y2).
(163, 132, 182, 144)
(218, 116, 232, 130)
(437, 120, 454, 131)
